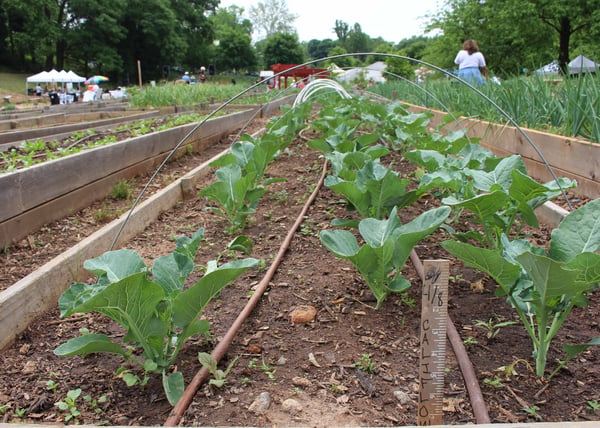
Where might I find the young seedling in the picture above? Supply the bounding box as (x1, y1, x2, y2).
(198, 352, 239, 388)
(46, 379, 58, 391)
(354, 354, 375, 373)
(523, 405, 542, 420)
(482, 377, 504, 389)
(474, 317, 518, 339)
(463, 336, 478, 346)
(586, 400, 600, 412)
(55, 388, 82, 423)
(248, 357, 276, 380)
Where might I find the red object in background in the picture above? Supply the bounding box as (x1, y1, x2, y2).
(270, 64, 329, 88)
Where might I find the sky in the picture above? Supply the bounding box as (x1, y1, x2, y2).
(216, 0, 443, 44)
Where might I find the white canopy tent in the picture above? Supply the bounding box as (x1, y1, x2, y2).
(25, 69, 86, 94)
(533, 55, 599, 76)
(533, 60, 560, 75)
(568, 55, 599, 75)
(336, 61, 387, 84)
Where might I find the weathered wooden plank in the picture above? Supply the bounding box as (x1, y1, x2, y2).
(0, 109, 256, 223)
(0, 110, 158, 145)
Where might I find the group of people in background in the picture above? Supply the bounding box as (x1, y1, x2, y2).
(180, 66, 207, 84)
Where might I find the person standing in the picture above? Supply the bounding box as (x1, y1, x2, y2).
(454, 39, 488, 85)
(35, 84, 43, 96)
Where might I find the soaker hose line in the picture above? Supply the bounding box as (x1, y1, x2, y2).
(409, 249, 491, 424)
(164, 158, 329, 426)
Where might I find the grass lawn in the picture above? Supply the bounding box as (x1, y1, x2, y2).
(0, 71, 51, 109)
(0, 71, 29, 95)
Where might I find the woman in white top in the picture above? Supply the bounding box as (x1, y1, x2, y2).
(454, 39, 488, 85)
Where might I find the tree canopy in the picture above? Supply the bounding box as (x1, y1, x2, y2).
(2, 0, 600, 83)
(0, 0, 219, 81)
(425, 0, 600, 76)
(210, 6, 256, 72)
(262, 33, 304, 67)
(248, 0, 297, 40)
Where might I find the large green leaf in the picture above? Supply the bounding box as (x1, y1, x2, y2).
(163, 371, 185, 407)
(441, 240, 521, 291)
(549, 198, 600, 262)
(458, 143, 495, 169)
(418, 169, 464, 193)
(152, 252, 194, 295)
(508, 170, 551, 228)
(61, 272, 167, 351)
(467, 155, 526, 192)
(359, 208, 402, 248)
(443, 191, 510, 222)
(404, 149, 446, 172)
(83, 249, 147, 285)
(365, 171, 413, 218)
(54, 334, 126, 357)
(230, 141, 254, 168)
(516, 252, 581, 301)
(173, 258, 258, 328)
(325, 176, 369, 216)
(395, 206, 451, 260)
(563, 337, 600, 362)
(564, 252, 600, 287)
(320, 229, 360, 258)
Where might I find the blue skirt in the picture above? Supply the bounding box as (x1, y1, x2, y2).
(458, 67, 485, 85)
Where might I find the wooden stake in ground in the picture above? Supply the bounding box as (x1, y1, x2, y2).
(417, 259, 449, 426)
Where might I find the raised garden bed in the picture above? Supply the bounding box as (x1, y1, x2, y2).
(0, 93, 598, 427)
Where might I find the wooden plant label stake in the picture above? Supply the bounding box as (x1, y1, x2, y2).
(417, 259, 449, 426)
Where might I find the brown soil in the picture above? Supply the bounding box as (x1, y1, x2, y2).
(0, 116, 599, 427)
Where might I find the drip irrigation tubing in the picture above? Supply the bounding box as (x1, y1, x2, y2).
(409, 250, 491, 424)
(164, 158, 329, 426)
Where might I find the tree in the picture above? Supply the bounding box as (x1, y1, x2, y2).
(396, 36, 429, 61)
(0, 0, 61, 70)
(117, 0, 186, 81)
(214, 28, 257, 72)
(326, 46, 356, 68)
(306, 38, 336, 61)
(529, 0, 600, 72)
(170, 0, 219, 70)
(262, 32, 304, 68)
(428, 0, 600, 76)
(346, 23, 371, 61)
(210, 6, 256, 72)
(67, 0, 126, 75)
(115, 0, 219, 81)
(385, 51, 415, 80)
(333, 19, 350, 46)
(248, 0, 297, 40)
